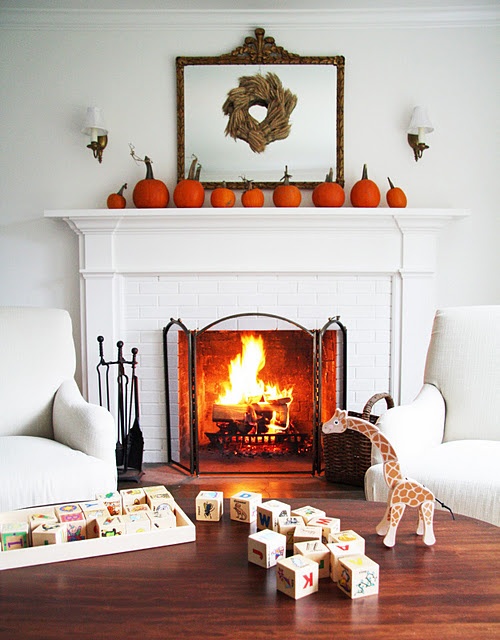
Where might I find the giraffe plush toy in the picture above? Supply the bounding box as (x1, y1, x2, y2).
(322, 408, 436, 547)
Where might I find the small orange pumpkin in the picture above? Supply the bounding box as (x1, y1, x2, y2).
(107, 183, 127, 209)
(173, 156, 205, 208)
(132, 157, 169, 208)
(241, 179, 264, 208)
(350, 164, 380, 208)
(273, 166, 301, 208)
(312, 168, 345, 208)
(386, 177, 407, 208)
(210, 182, 236, 208)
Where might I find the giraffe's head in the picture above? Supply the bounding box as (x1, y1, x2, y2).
(322, 408, 348, 434)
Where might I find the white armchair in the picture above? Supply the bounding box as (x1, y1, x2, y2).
(0, 307, 117, 512)
(365, 306, 500, 526)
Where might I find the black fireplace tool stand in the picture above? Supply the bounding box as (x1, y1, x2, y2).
(97, 336, 144, 483)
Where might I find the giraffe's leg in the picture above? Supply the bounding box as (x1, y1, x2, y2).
(383, 503, 405, 548)
(376, 503, 392, 536)
(420, 501, 436, 546)
(416, 506, 425, 535)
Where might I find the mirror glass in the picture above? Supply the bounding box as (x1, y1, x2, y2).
(177, 29, 344, 189)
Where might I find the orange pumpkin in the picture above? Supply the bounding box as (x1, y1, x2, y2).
(273, 166, 301, 208)
(107, 183, 127, 209)
(312, 168, 345, 208)
(132, 158, 169, 208)
(173, 156, 205, 208)
(210, 182, 236, 208)
(241, 179, 264, 208)
(350, 164, 380, 208)
(386, 177, 407, 208)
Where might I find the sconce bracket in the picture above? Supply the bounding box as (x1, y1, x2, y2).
(407, 133, 429, 162)
(87, 134, 108, 163)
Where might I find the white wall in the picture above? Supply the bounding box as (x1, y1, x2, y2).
(1, 2, 499, 388)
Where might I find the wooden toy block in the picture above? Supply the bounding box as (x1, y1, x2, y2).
(96, 491, 122, 516)
(124, 504, 151, 514)
(327, 531, 365, 582)
(79, 500, 107, 512)
(257, 500, 290, 531)
(196, 491, 224, 521)
(148, 505, 177, 529)
(337, 554, 379, 599)
(147, 490, 176, 512)
(143, 485, 168, 496)
(120, 488, 146, 510)
(277, 516, 303, 550)
(29, 508, 58, 530)
(248, 529, 286, 568)
(276, 554, 319, 600)
(82, 509, 110, 539)
(293, 524, 322, 546)
(291, 505, 327, 524)
(122, 512, 152, 534)
(96, 515, 126, 538)
(307, 516, 341, 543)
(31, 522, 68, 546)
(293, 540, 330, 579)
(56, 504, 86, 541)
(230, 491, 262, 523)
(1, 522, 29, 551)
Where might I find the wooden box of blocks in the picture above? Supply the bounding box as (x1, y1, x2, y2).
(337, 554, 379, 599)
(230, 491, 262, 523)
(276, 554, 319, 600)
(248, 529, 286, 568)
(0, 498, 195, 571)
(196, 491, 223, 521)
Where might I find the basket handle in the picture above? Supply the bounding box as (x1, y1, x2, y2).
(361, 392, 394, 420)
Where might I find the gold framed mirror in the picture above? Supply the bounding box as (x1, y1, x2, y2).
(176, 28, 345, 190)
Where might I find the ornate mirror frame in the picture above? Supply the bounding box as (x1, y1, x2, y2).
(176, 28, 345, 189)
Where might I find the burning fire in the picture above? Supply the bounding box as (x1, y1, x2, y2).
(216, 334, 293, 432)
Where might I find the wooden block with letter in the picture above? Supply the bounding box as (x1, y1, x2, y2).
(31, 522, 67, 546)
(293, 524, 322, 546)
(277, 516, 302, 551)
(248, 529, 286, 568)
(230, 491, 262, 523)
(327, 530, 366, 582)
(291, 505, 326, 524)
(1, 522, 29, 551)
(276, 555, 319, 600)
(293, 540, 330, 579)
(56, 504, 86, 541)
(307, 515, 341, 543)
(196, 491, 224, 521)
(337, 554, 379, 599)
(257, 500, 290, 531)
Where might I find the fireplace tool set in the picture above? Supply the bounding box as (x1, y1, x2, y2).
(96, 336, 144, 482)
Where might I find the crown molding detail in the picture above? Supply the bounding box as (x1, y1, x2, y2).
(1, 7, 499, 31)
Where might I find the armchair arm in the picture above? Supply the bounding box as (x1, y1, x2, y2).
(53, 379, 116, 468)
(372, 383, 446, 467)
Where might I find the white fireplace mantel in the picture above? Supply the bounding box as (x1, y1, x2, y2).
(45, 207, 469, 407)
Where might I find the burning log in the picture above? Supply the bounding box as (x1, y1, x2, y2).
(212, 398, 291, 432)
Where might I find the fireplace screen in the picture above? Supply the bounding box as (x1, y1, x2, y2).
(163, 313, 346, 475)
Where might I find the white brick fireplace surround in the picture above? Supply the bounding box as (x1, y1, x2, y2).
(46, 207, 467, 463)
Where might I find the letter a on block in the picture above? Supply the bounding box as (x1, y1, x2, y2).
(303, 572, 313, 588)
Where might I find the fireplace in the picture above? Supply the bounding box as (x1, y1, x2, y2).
(163, 313, 345, 474)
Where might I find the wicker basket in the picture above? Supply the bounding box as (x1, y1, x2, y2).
(323, 392, 394, 487)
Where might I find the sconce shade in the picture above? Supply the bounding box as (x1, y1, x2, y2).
(407, 106, 434, 135)
(81, 106, 108, 136)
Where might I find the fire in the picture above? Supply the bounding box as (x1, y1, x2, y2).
(216, 334, 293, 432)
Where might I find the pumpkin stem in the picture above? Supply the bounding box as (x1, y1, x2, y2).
(280, 165, 292, 185)
(325, 167, 334, 183)
(362, 164, 368, 180)
(144, 157, 154, 180)
(387, 177, 395, 189)
(187, 155, 198, 180)
(194, 163, 202, 181)
(117, 183, 128, 196)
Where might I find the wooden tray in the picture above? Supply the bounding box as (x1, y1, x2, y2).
(0, 502, 195, 571)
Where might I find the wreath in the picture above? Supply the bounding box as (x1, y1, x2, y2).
(222, 72, 297, 154)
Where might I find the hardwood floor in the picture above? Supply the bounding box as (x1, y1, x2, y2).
(119, 463, 366, 503)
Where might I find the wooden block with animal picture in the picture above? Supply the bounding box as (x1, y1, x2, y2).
(337, 554, 380, 599)
(230, 491, 262, 523)
(276, 555, 319, 600)
(277, 515, 303, 551)
(257, 500, 290, 531)
(196, 491, 224, 521)
(248, 529, 286, 568)
(327, 531, 366, 582)
(291, 505, 326, 524)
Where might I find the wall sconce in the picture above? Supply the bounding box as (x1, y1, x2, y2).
(407, 106, 434, 162)
(82, 106, 108, 163)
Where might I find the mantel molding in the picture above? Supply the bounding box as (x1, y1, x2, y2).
(2, 7, 498, 31)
